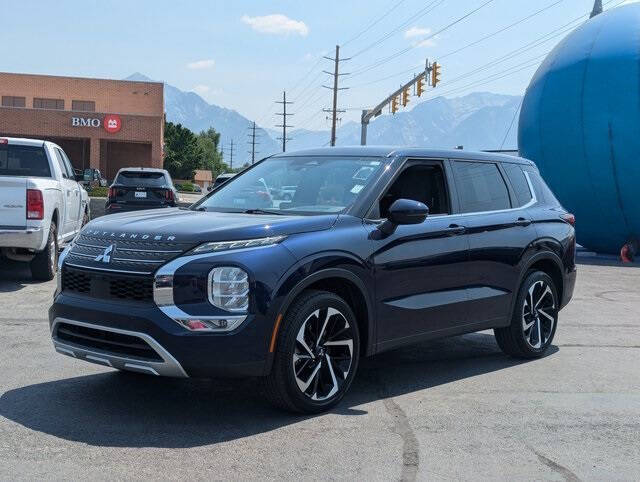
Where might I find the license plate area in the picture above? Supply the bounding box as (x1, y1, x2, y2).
(135, 191, 147, 198)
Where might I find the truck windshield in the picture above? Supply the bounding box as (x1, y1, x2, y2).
(0, 144, 51, 177)
(194, 156, 386, 215)
(115, 171, 168, 187)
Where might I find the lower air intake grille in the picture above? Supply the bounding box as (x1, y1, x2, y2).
(55, 322, 162, 362)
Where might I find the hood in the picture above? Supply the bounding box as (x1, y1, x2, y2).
(84, 208, 338, 246)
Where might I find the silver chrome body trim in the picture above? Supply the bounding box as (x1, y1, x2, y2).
(51, 317, 188, 377)
(151, 244, 278, 332)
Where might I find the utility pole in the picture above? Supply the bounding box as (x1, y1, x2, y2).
(247, 121, 260, 164)
(275, 91, 293, 152)
(322, 45, 350, 146)
(223, 140, 234, 170)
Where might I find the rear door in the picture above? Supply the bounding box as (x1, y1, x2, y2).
(52, 147, 77, 236)
(59, 148, 81, 228)
(111, 171, 172, 207)
(450, 159, 537, 325)
(0, 142, 51, 229)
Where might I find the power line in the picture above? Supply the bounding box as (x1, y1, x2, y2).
(350, 0, 495, 78)
(347, 0, 444, 58)
(341, 0, 409, 48)
(500, 97, 524, 150)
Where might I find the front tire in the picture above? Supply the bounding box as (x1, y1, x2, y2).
(30, 222, 58, 281)
(494, 271, 558, 358)
(264, 290, 360, 413)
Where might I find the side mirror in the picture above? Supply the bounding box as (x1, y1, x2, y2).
(378, 199, 429, 236)
(75, 174, 84, 182)
(388, 198, 429, 225)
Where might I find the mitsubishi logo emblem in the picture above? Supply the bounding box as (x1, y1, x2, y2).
(95, 244, 115, 263)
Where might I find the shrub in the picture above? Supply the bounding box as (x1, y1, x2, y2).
(179, 182, 195, 192)
(89, 186, 109, 198)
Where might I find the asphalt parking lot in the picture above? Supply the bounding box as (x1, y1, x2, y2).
(0, 257, 638, 480)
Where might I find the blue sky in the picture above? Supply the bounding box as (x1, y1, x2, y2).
(1, 0, 632, 129)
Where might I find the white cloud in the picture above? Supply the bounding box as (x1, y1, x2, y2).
(192, 85, 210, 95)
(187, 59, 215, 70)
(405, 27, 431, 38)
(241, 14, 309, 36)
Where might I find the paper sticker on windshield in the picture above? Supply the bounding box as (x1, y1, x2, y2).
(351, 184, 364, 194)
(353, 166, 375, 181)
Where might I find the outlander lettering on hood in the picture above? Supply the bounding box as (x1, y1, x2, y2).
(83, 229, 177, 241)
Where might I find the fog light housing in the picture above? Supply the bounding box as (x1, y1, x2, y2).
(208, 267, 249, 312)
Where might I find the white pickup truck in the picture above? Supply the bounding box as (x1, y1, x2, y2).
(0, 137, 90, 280)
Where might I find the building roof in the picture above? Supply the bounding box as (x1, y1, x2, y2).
(270, 146, 533, 165)
(194, 170, 213, 181)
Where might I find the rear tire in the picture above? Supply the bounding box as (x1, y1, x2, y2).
(263, 290, 360, 413)
(30, 222, 58, 281)
(494, 271, 558, 358)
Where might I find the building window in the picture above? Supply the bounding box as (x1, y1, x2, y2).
(72, 100, 95, 112)
(1, 96, 26, 108)
(33, 98, 64, 110)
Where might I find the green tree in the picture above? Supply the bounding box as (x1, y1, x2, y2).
(163, 121, 204, 179)
(197, 127, 226, 176)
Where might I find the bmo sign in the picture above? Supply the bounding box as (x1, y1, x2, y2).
(71, 114, 122, 134)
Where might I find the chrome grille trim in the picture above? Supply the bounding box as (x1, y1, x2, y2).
(51, 317, 188, 378)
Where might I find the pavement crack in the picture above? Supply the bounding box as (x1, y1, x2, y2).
(531, 448, 581, 482)
(377, 374, 419, 482)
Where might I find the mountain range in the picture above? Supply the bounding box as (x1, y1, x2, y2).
(126, 73, 520, 163)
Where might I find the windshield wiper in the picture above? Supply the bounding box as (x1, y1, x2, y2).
(242, 209, 285, 215)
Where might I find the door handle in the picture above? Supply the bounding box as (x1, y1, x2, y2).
(515, 217, 531, 227)
(447, 223, 466, 235)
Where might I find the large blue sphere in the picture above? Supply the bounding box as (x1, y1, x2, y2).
(519, 4, 640, 254)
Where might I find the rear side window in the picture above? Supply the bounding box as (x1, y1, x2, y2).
(452, 161, 511, 213)
(525, 169, 562, 206)
(0, 144, 51, 177)
(503, 163, 533, 207)
(115, 171, 168, 187)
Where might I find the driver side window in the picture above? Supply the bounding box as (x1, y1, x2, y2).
(376, 163, 450, 219)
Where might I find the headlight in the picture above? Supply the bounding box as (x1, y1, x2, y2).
(208, 267, 249, 312)
(190, 235, 286, 255)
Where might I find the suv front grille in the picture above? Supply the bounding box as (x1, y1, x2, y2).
(62, 266, 154, 303)
(55, 322, 162, 361)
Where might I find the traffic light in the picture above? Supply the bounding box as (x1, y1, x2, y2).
(402, 87, 410, 107)
(391, 96, 398, 114)
(432, 62, 441, 88)
(416, 76, 425, 97)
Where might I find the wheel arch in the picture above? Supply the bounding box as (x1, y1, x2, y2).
(519, 250, 565, 307)
(271, 268, 375, 360)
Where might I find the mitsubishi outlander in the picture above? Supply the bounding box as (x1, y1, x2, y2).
(50, 147, 576, 413)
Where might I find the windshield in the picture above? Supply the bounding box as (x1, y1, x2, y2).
(115, 171, 169, 187)
(195, 156, 385, 215)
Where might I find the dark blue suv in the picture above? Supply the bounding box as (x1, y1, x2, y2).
(50, 147, 576, 413)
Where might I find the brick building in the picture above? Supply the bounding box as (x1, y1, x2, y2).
(0, 72, 164, 180)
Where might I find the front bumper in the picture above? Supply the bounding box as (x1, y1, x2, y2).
(49, 293, 273, 378)
(0, 226, 45, 250)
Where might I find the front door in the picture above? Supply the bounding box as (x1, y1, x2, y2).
(368, 160, 471, 351)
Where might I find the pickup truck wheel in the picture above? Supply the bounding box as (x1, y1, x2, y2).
(263, 290, 360, 413)
(30, 222, 58, 281)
